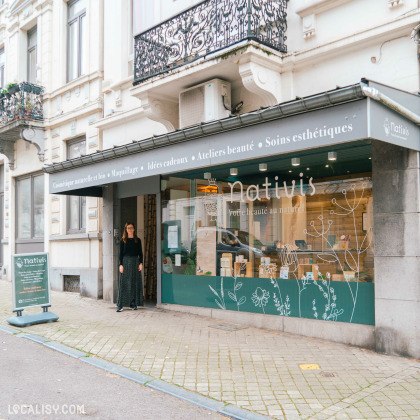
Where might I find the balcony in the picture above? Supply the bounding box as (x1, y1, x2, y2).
(0, 82, 45, 168)
(134, 0, 289, 85)
(0, 82, 44, 126)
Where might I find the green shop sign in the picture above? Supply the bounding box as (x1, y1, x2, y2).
(12, 253, 50, 311)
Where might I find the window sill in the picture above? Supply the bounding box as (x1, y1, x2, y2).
(49, 232, 102, 242)
(15, 238, 44, 244)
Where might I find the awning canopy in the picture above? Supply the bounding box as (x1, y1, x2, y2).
(44, 79, 420, 196)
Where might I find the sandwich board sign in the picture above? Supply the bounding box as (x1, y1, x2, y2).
(7, 252, 58, 327)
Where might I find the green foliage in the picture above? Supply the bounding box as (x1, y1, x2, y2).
(184, 258, 196, 275)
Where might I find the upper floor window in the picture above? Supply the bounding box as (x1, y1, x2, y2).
(27, 27, 37, 84)
(16, 173, 44, 240)
(67, 137, 86, 233)
(0, 48, 4, 89)
(67, 0, 86, 82)
(133, 0, 153, 35)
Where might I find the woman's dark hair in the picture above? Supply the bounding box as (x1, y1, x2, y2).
(122, 222, 139, 243)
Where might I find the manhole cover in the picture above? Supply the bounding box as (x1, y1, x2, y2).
(209, 323, 248, 331)
(320, 371, 336, 377)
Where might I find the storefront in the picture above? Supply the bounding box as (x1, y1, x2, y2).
(160, 163, 374, 325)
(45, 80, 420, 357)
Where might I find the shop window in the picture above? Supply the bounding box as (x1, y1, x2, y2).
(16, 173, 44, 240)
(161, 174, 375, 324)
(67, 0, 86, 82)
(67, 137, 86, 233)
(27, 27, 37, 84)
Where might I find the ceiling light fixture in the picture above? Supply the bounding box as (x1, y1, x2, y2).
(328, 151, 337, 161)
(291, 157, 300, 166)
(259, 163, 267, 172)
(230, 168, 238, 176)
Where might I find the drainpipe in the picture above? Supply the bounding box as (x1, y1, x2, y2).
(362, 86, 420, 125)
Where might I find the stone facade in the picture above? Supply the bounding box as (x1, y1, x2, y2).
(0, 0, 418, 356)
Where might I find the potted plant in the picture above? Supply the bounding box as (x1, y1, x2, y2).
(31, 85, 43, 95)
(24, 99, 34, 119)
(21, 82, 43, 95)
(7, 83, 19, 94)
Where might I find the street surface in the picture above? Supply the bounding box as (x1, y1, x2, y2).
(0, 331, 227, 420)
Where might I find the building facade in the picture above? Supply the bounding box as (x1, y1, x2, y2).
(1, 0, 419, 358)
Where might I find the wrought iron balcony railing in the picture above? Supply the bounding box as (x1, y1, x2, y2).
(134, 0, 288, 84)
(0, 82, 44, 126)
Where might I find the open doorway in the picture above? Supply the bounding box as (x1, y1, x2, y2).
(120, 194, 157, 304)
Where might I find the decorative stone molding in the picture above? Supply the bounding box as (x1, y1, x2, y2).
(115, 90, 122, 107)
(21, 127, 45, 162)
(296, 0, 353, 40)
(238, 57, 282, 107)
(138, 93, 179, 132)
(296, 0, 353, 16)
(0, 141, 15, 169)
(88, 209, 97, 218)
(302, 14, 316, 39)
(388, 0, 403, 8)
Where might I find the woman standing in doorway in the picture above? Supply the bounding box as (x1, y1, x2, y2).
(117, 222, 143, 312)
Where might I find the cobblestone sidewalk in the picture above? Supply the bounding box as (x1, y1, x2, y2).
(0, 280, 419, 419)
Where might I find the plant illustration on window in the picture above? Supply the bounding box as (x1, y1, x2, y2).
(305, 182, 373, 322)
(271, 278, 291, 316)
(278, 245, 308, 317)
(209, 277, 226, 310)
(312, 280, 343, 321)
(227, 274, 246, 311)
(251, 287, 270, 313)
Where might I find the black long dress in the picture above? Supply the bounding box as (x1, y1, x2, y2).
(117, 238, 143, 308)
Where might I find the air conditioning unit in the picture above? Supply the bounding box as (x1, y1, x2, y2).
(179, 79, 231, 129)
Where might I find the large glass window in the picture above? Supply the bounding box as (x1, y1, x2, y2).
(27, 27, 37, 83)
(67, 137, 86, 233)
(162, 175, 374, 282)
(67, 0, 86, 82)
(161, 169, 375, 324)
(16, 173, 44, 239)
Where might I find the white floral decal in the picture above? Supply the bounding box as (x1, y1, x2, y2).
(251, 287, 270, 313)
(228, 274, 246, 310)
(271, 278, 291, 316)
(209, 277, 226, 310)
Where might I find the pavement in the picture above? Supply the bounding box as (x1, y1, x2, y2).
(0, 330, 227, 420)
(0, 279, 419, 420)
